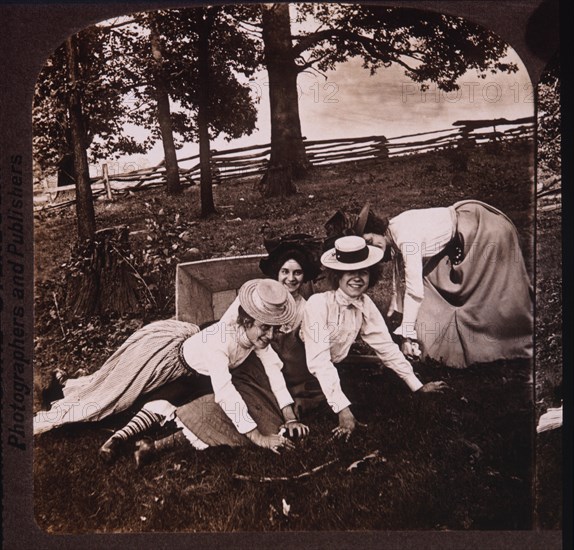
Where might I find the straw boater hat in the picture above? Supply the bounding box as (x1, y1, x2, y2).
(238, 279, 297, 326)
(320, 235, 384, 271)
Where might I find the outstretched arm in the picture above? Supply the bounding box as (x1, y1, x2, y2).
(360, 296, 424, 391)
(245, 427, 294, 453)
(393, 249, 424, 340)
(302, 295, 359, 438)
(255, 345, 309, 439)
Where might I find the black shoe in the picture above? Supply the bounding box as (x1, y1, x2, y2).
(99, 437, 123, 464)
(40, 370, 66, 411)
(134, 437, 156, 468)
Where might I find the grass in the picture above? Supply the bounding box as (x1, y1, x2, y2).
(534, 206, 563, 530)
(33, 140, 561, 533)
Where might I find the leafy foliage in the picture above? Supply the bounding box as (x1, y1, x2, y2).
(33, 8, 262, 182)
(537, 54, 560, 176)
(110, 8, 260, 148)
(33, 26, 150, 178)
(236, 3, 521, 196)
(294, 5, 517, 91)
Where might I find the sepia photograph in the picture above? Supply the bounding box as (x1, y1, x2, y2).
(1, 1, 565, 547)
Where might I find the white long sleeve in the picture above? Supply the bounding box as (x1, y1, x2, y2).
(302, 290, 424, 414)
(388, 207, 455, 338)
(359, 298, 423, 391)
(181, 333, 258, 434)
(255, 345, 294, 410)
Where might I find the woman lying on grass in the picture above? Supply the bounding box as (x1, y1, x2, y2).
(302, 235, 448, 441)
(95, 234, 324, 466)
(360, 200, 533, 368)
(35, 279, 307, 455)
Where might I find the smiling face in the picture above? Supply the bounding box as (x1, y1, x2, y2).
(277, 259, 305, 296)
(338, 269, 370, 298)
(244, 320, 277, 349)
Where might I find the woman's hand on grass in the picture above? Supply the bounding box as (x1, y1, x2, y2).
(245, 428, 294, 454)
(280, 405, 309, 439)
(281, 420, 309, 439)
(332, 407, 364, 442)
(418, 381, 450, 393)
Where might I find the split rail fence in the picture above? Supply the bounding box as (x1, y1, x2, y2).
(35, 116, 543, 211)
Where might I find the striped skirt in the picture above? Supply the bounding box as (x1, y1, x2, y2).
(33, 320, 200, 434)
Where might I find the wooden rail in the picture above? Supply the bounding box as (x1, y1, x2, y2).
(34, 116, 537, 210)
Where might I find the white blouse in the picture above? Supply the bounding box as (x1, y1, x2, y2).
(181, 298, 293, 434)
(387, 206, 456, 339)
(301, 289, 423, 414)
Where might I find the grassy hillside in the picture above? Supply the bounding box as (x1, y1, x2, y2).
(33, 140, 561, 532)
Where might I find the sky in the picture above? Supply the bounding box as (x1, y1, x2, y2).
(88, 8, 536, 176)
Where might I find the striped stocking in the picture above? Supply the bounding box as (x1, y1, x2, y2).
(109, 408, 163, 443)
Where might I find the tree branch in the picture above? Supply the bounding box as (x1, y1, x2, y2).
(298, 51, 332, 73)
(294, 28, 398, 65)
(232, 458, 339, 482)
(97, 18, 138, 32)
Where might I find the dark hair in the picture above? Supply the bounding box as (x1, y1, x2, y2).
(237, 305, 255, 327)
(268, 249, 314, 282)
(260, 245, 321, 282)
(324, 263, 383, 290)
(363, 211, 390, 235)
(323, 209, 390, 252)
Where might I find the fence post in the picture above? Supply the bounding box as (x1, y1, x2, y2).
(376, 137, 389, 161)
(102, 163, 113, 200)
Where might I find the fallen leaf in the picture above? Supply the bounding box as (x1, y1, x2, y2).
(347, 460, 363, 472)
(346, 450, 386, 472)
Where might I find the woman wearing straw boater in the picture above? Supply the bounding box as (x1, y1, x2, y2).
(35, 279, 307, 457)
(301, 235, 448, 441)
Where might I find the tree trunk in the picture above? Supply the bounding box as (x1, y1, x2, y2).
(65, 35, 96, 242)
(150, 18, 182, 195)
(260, 4, 310, 197)
(197, 8, 217, 217)
(64, 36, 145, 318)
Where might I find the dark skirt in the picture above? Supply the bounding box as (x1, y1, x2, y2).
(173, 334, 326, 447)
(271, 331, 325, 416)
(417, 201, 533, 368)
(174, 353, 285, 446)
